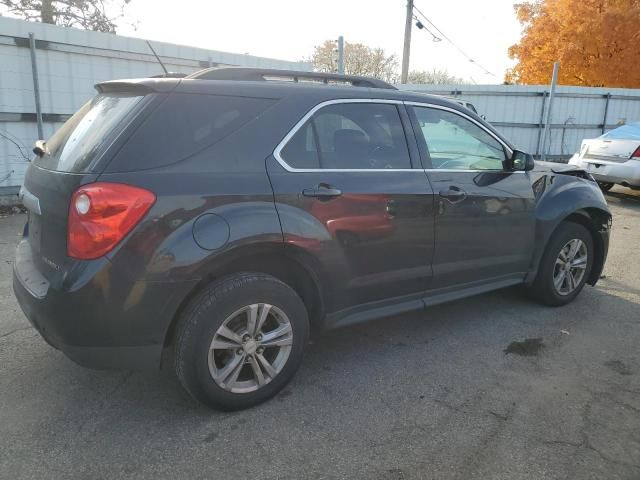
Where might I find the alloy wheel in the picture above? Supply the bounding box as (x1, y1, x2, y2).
(208, 303, 293, 393)
(552, 238, 588, 296)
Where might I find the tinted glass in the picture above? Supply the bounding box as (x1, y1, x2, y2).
(34, 93, 143, 172)
(113, 93, 275, 171)
(281, 103, 411, 169)
(413, 106, 506, 170)
(602, 122, 640, 140)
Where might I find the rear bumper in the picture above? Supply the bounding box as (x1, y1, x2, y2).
(570, 158, 640, 187)
(13, 239, 197, 370)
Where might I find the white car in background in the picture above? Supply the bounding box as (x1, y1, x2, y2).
(569, 122, 640, 191)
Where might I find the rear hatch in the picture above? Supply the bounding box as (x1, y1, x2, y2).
(22, 91, 147, 280)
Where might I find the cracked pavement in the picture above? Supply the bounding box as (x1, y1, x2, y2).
(1, 187, 639, 479)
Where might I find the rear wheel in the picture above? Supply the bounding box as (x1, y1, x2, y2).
(597, 182, 614, 192)
(175, 273, 309, 410)
(529, 222, 594, 306)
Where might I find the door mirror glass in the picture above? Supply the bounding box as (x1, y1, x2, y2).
(511, 150, 535, 171)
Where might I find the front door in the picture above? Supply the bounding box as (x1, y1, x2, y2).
(408, 104, 536, 289)
(267, 100, 435, 312)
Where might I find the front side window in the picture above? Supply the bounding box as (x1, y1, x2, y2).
(412, 106, 506, 170)
(280, 103, 411, 170)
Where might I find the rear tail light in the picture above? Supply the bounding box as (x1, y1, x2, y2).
(632, 146, 640, 159)
(68, 182, 155, 259)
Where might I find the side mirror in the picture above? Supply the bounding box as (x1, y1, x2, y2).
(511, 150, 535, 171)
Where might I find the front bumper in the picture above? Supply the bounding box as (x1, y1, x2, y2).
(13, 239, 197, 370)
(588, 218, 611, 285)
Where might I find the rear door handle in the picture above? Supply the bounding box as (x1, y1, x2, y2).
(302, 184, 343, 200)
(439, 186, 467, 203)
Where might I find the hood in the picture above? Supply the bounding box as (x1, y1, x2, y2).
(533, 161, 582, 173)
(531, 160, 594, 182)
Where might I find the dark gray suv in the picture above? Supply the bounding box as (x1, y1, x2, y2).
(13, 68, 611, 410)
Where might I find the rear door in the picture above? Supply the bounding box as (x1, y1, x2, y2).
(267, 99, 435, 312)
(408, 103, 535, 289)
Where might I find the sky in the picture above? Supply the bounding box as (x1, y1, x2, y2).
(114, 0, 524, 84)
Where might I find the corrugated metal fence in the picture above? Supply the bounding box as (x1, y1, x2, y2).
(0, 16, 310, 198)
(3, 15, 640, 200)
(398, 83, 640, 160)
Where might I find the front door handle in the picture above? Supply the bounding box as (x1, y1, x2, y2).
(439, 186, 467, 203)
(302, 184, 343, 200)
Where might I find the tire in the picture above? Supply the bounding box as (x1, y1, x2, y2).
(529, 222, 594, 307)
(597, 182, 614, 192)
(174, 273, 309, 410)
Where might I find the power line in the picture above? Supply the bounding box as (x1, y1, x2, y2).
(413, 3, 496, 77)
(412, 15, 442, 43)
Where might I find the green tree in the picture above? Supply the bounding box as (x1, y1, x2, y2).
(0, 0, 132, 33)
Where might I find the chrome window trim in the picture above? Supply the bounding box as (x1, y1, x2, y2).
(272, 98, 519, 174)
(425, 169, 527, 173)
(404, 100, 514, 158)
(272, 98, 417, 173)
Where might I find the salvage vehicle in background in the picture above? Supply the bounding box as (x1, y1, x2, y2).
(14, 68, 611, 410)
(569, 122, 640, 191)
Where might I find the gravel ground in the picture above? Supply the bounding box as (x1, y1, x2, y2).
(1, 187, 639, 480)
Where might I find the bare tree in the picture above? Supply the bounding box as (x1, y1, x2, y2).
(407, 69, 465, 84)
(311, 40, 398, 83)
(0, 0, 133, 33)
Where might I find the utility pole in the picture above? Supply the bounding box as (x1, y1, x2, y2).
(541, 61, 560, 161)
(401, 0, 413, 84)
(337, 36, 345, 75)
(28, 33, 43, 140)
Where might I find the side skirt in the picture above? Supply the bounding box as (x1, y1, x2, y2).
(325, 273, 526, 330)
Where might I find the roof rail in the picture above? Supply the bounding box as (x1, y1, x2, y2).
(186, 67, 397, 90)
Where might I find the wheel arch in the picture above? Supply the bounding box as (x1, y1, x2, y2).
(528, 207, 611, 286)
(163, 244, 326, 350)
(562, 208, 611, 285)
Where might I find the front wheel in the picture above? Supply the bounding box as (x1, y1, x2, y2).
(174, 273, 309, 410)
(528, 222, 594, 306)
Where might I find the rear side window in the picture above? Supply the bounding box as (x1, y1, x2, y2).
(35, 94, 143, 172)
(280, 103, 411, 170)
(111, 93, 275, 171)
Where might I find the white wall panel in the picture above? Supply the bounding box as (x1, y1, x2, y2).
(0, 16, 311, 189)
(399, 83, 640, 160)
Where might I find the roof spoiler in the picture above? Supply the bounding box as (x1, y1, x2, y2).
(187, 67, 397, 90)
(95, 78, 180, 94)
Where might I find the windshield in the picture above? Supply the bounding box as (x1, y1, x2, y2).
(34, 93, 144, 173)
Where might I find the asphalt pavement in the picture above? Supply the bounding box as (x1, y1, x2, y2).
(1, 187, 639, 480)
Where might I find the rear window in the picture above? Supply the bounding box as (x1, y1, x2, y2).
(108, 93, 276, 171)
(602, 122, 640, 140)
(34, 93, 143, 172)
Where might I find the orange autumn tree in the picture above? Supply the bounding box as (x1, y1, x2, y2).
(506, 0, 640, 87)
